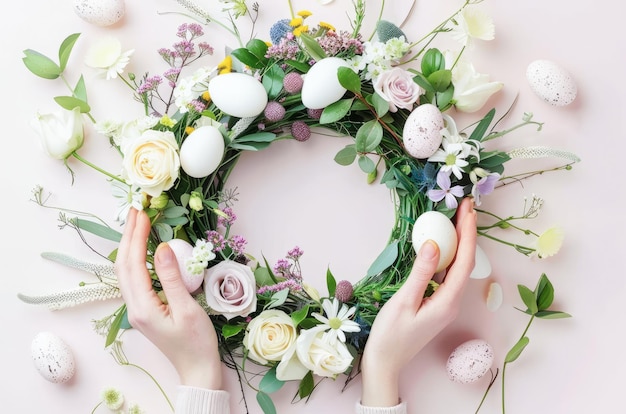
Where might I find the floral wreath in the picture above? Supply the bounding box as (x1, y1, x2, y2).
(20, 0, 579, 412)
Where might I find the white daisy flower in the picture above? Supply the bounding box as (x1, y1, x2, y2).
(111, 180, 144, 223)
(311, 298, 360, 344)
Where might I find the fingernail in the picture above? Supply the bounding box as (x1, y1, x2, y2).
(419, 240, 438, 260)
(155, 243, 174, 265)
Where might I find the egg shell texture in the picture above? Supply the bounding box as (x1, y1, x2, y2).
(412, 211, 458, 273)
(167, 239, 205, 293)
(526, 59, 577, 106)
(402, 104, 444, 159)
(73, 0, 125, 27)
(208, 73, 268, 118)
(179, 126, 225, 178)
(301, 57, 349, 109)
(31, 332, 75, 383)
(446, 339, 494, 384)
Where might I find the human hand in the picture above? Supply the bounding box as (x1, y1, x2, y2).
(115, 208, 223, 390)
(360, 197, 477, 407)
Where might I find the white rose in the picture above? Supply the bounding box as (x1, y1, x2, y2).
(373, 67, 421, 112)
(30, 107, 84, 160)
(276, 341, 309, 381)
(295, 327, 353, 378)
(243, 309, 298, 365)
(122, 129, 180, 197)
(445, 51, 503, 113)
(204, 260, 257, 320)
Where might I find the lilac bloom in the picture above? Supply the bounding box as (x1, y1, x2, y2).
(428, 170, 465, 209)
(471, 172, 500, 206)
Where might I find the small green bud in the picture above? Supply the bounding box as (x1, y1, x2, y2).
(372, 290, 382, 302)
(367, 169, 377, 184)
(149, 193, 169, 209)
(189, 192, 204, 212)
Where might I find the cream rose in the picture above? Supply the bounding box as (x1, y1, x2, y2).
(122, 129, 180, 197)
(204, 260, 257, 320)
(373, 67, 421, 112)
(445, 51, 502, 113)
(295, 327, 353, 378)
(30, 107, 84, 160)
(243, 309, 298, 365)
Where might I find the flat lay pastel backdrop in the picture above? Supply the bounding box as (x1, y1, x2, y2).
(2, 0, 623, 413)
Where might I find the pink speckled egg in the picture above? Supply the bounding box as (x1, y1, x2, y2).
(526, 59, 577, 106)
(73, 0, 125, 26)
(446, 339, 494, 383)
(31, 332, 75, 383)
(166, 239, 205, 293)
(402, 104, 444, 159)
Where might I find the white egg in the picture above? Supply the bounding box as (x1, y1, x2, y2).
(167, 239, 205, 293)
(412, 211, 458, 273)
(402, 104, 444, 159)
(446, 339, 494, 384)
(179, 126, 225, 178)
(301, 57, 349, 109)
(73, 0, 125, 27)
(526, 59, 577, 106)
(31, 332, 75, 383)
(208, 72, 268, 118)
(470, 244, 492, 279)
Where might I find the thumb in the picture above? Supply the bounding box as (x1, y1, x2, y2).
(154, 242, 194, 306)
(398, 240, 440, 303)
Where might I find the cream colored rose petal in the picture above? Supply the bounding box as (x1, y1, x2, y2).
(486, 282, 503, 312)
(84, 37, 122, 68)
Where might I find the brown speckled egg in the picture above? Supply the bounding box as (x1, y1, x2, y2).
(526, 59, 577, 106)
(31, 332, 75, 383)
(73, 0, 125, 27)
(402, 103, 444, 159)
(446, 339, 494, 384)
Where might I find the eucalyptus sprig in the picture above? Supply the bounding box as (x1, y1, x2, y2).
(475, 273, 571, 413)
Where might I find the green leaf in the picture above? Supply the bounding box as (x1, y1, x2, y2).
(366, 241, 399, 276)
(22, 49, 62, 79)
(326, 268, 336, 297)
(154, 222, 174, 241)
(73, 75, 88, 102)
(236, 132, 277, 143)
(517, 284, 538, 314)
(535, 273, 554, 311)
(120, 310, 132, 329)
(355, 119, 383, 153)
(256, 391, 277, 414)
(229, 142, 271, 151)
(163, 206, 189, 218)
(54, 96, 90, 113)
(58, 33, 81, 71)
(291, 305, 310, 326)
(298, 371, 315, 399)
(504, 336, 529, 363)
(231, 48, 265, 69)
(371, 92, 390, 117)
(468, 108, 495, 142)
(262, 64, 285, 100)
(246, 39, 269, 64)
(266, 288, 289, 309)
(435, 85, 455, 111)
(161, 216, 189, 226)
(320, 98, 353, 124)
(334, 144, 357, 166)
(337, 66, 361, 94)
(299, 33, 327, 61)
(536, 310, 572, 319)
(427, 69, 452, 92)
(75, 219, 122, 242)
(358, 155, 376, 173)
(259, 367, 284, 394)
(222, 324, 244, 339)
(421, 48, 445, 77)
(285, 59, 311, 73)
(412, 72, 435, 94)
(105, 304, 126, 347)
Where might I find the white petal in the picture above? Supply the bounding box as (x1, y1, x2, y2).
(485, 282, 503, 312)
(470, 244, 492, 279)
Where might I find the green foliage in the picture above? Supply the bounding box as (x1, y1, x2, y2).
(326, 268, 337, 297)
(366, 240, 399, 276)
(337, 66, 362, 94)
(376, 20, 407, 42)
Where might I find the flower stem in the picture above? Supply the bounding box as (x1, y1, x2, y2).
(71, 152, 125, 183)
(126, 362, 175, 412)
(476, 230, 535, 255)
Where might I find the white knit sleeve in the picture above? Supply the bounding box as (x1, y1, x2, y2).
(355, 401, 408, 414)
(175, 386, 230, 413)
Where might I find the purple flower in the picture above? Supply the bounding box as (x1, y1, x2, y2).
(471, 172, 500, 206)
(287, 246, 303, 259)
(228, 235, 247, 256)
(217, 207, 237, 227)
(206, 230, 226, 252)
(428, 170, 465, 209)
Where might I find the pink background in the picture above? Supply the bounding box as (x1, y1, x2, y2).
(3, 0, 623, 412)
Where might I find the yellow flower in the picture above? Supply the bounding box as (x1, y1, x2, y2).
(297, 10, 312, 18)
(201, 91, 211, 102)
(160, 114, 177, 127)
(535, 227, 564, 258)
(290, 17, 303, 27)
(293, 25, 309, 37)
(319, 21, 335, 31)
(217, 55, 232, 74)
(185, 126, 195, 135)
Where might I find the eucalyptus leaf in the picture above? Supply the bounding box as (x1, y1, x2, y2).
(371, 92, 390, 117)
(229, 142, 271, 151)
(334, 144, 357, 166)
(75, 218, 122, 242)
(256, 391, 277, 414)
(320, 99, 353, 124)
(355, 119, 383, 153)
(358, 155, 376, 173)
(299, 33, 327, 61)
(163, 206, 189, 218)
(22, 49, 62, 79)
(298, 371, 315, 399)
(504, 336, 529, 363)
(54, 96, 90, 113)
(120, 309, 132, 329)
(366, 241, 399, 276)
(161, 216, 189, 226)
(154, 222, 174, 241)
(326, 268, 336, 297)
(259, 367, 284, 394)
(337, 66, 361, 94)
(58, 33, 81, 72)
(517, 284, 538, 314)
(236, 132, 277, 143)
(266, 288, 289, 309)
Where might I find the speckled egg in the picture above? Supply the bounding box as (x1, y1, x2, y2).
(402, 104, 444, 159)
(73, 0, 125, 27)
(208, 72, 268, 118)
(31, 332, 75, 383)
(526, 59, 577, 106)
(166, 238, 205, 293)
(446, 339, 494, 384)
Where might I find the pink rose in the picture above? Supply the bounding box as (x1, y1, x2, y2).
(373, 67, 421, 112)
(204, 260, 257, 320)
